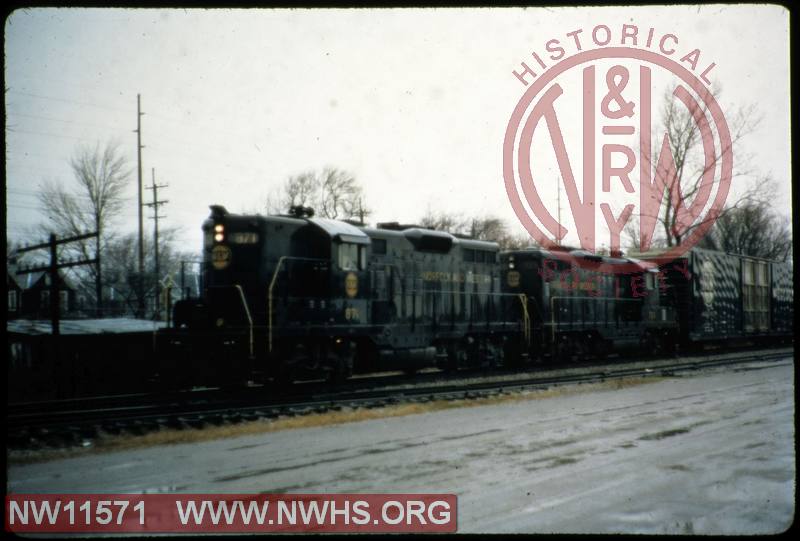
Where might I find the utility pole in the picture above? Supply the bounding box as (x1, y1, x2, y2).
(145, 168, 168, 319)
(135, 94, 145, 316)
(180, 260, 186, 299)
(16, 231, 99, 332)
(556, 176, 562, 246)
(16, 231, 99, 397)
(95, 215, 102, 318)
(49, 234, 58, 334)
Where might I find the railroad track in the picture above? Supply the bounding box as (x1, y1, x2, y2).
(7, 347, 793, 451)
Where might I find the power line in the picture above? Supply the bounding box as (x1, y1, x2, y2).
(7, 116, 270, 178)
(8, 88, 199, 132)
(7, 129, 102, 142)
(5, 150, 71, 162)
(8, 88, 254, 149)
(6, 191, 199, 220)
(7, 112, 122, 131)
(5, 165, 71, 179)
(5, 202, 42, 211)
(6, 189, 138, 209)
(7, 89, 131, 114)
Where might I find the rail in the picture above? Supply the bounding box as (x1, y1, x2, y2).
(8, 347, 793, 453)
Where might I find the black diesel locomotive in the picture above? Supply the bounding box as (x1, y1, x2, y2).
(159, 205, 521, 386)
(499, 250, 679, 362)
(157, 206, 793, 386)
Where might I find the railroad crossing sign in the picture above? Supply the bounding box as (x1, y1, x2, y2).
(160, 275, 176, 289)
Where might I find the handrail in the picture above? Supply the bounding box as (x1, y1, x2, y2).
(518, 293, 530, 346)
(233, 284, 254, 358)
(206, 284, 254, 358)
(267, 256, 330, 354)
(268, 256, 288, 354)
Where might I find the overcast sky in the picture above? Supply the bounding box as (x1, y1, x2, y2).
(4, 6, 792, 257)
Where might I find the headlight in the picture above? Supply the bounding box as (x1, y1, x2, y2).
(214, 233, 224, 242)
(214, 224, 224, 233)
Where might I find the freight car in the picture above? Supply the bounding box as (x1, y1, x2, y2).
(640, 247, 794, 348)
(157, 205, 521, 387)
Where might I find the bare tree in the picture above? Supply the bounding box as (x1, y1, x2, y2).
(623, 214, 669, 254)
(636, 86, 765, 250)
(465, 216, 507, 241)
(349, 195, 372, 225)
(419, 208, 465, 232)
(103, 227, 191, 316)
(284, 171, 319, 209)
(496, 231, 536, 251)
(419, 208, 535, 250)
(266, 167, 370, 221)
(698, 186, 792, 261)
(318, 168, 356, 219)
(37, 141, 130, 316)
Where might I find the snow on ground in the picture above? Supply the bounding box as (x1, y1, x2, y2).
(8, 358, 794, 534)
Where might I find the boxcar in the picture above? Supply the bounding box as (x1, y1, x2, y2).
(644, 247, 793, 345)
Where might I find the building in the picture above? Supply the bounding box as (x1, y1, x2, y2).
(6, 263, 80, 319)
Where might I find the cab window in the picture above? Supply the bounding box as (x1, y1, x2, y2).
(338, 243, 365, 271)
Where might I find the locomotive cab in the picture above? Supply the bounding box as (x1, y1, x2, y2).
(260, 215, 371, 382)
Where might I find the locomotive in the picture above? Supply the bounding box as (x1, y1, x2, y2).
(158, 205, 520, 386)
(499, 248, 679, 362)
(156, 206, 793, 387)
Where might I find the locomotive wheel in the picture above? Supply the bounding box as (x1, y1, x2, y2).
(661, 334, 679, 356)
(503, 341, 524, 369)
(156, 357, 191, 392)
(640, 331, 660, 358)
(555, 337, 575, 363)
(273, 364, 295, 386)
(485, 342, 503, 370)
(441, 347, 459, 373)
(595, 339, 612, 360)
(328, 351, 354, 384)
(573, 339, 589, 362)
(443, 346, 468, 372)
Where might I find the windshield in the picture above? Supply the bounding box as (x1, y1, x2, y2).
(338, 243, 365, 271)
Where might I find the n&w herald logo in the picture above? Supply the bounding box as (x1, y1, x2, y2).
(503, 23, 732, 274)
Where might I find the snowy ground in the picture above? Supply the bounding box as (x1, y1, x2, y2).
(8, 357, 795, 534)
